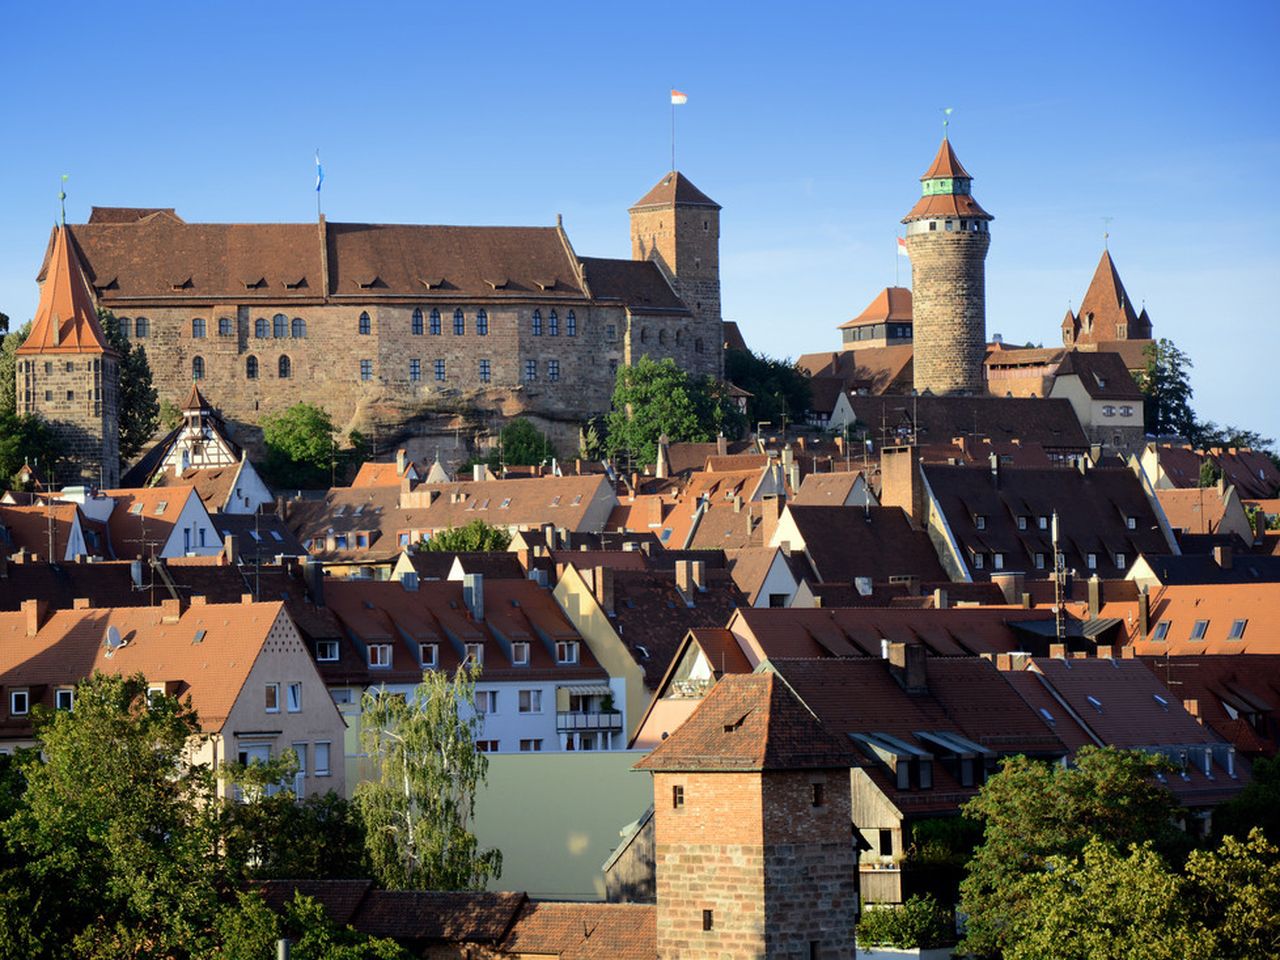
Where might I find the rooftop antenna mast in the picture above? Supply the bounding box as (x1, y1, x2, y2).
(1102, 216, 1114, 250)
(1052, 510, 1065, 644)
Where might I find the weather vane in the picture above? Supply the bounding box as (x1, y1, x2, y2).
(941, 107, 954, 135)
(1102, 216, 1114, 249)
(59, 174, 68, 226)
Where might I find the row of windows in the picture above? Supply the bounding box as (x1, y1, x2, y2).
(971, 550, 1128, 571)
(358, 358, 562, 383)
(318, 638, 580, 669)
(529, 309, 577, 337)
(975, 514, 1141, 533)
(1102, 405, 1136, 418)
(1149, 618, 1248, 643)
(191, 356, 292, 380)
(360, 308, 582, 338)
(190, 315, 308, 339)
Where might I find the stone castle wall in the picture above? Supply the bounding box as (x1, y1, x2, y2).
(906, 229, 989, 395)
(16, 354, 119, 487)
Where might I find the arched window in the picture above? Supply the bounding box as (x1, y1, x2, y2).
(640, 327, 648, 343)
(278, 355, 291, 379)
(273, 313, 287, 338)
(134, 316, 150, 338)
(532, 310, 543, 336)
(192, 356, 205, 380)
(476, 309, 488, 336)
(359, 312, 371, 335)
(566, 310, 577, 337)
(429, 309, 441, 335)
(695, 337, 704, 353)
(246, 356, 258, 380)
(549, 310, 559, 336)
(116, 317, 132, 338)
(658, 329, 667, 345)
(675, 329, 683, 344)
(453, 309, 465, 335)
(255, 318, 268, 339)
(412, 308, 424, 336)
(292, 317, 306, 338)
(191, 317, 206, 339)
(218, 317, 233, 337)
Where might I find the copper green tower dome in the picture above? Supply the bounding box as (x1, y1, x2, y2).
(902, 136, 993, 395)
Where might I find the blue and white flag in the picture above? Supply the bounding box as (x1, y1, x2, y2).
(315, 150, 324, 192)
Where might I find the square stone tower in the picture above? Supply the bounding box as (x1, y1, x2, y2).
(630, 171, 724, 376)
(635, 672, 859, 959)
(15, 226, 120, 488)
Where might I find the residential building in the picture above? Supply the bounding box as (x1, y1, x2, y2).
(0, 597, 346, 798)
(1047, 350, 1145, 456)
(0, 502, 95, 561)
(1155, 484, 1255, 542)
(838, 286, 913, 350)
(767, 503, 948, 586)
(45, 484, 223, 559)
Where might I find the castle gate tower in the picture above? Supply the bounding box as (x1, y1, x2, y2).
(902, 136, 993, 395)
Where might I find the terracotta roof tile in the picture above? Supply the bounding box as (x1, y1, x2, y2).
(782, 504, 947, 583)
(920, 137, 972, 180)
(849, 395, 1088, 451)
(1053, 350, 1143, 400)
(1070, 251, 1143, 344)
(630, 171, 720, 210)
(902, 192, 993, 222)
(499, 901, 656, 959)
(579, 257, 687, 313)
(840, 286, 913, 328)
(19, 227, 113, 356)
(792, 472, 864, 506)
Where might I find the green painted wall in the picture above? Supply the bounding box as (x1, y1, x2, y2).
(473, 751, 653, 900)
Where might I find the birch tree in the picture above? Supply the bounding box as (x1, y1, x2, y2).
(354, 667, 501, 890)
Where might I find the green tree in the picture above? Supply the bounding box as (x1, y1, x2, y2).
(498, 417, 554, 466)
(1215, 754, 1280, 844)
(355, 667, 501, 891)
(1199, 457, 1222, 488)
(1136, 338, 1197, 439)
(958, 747, 1181, 957)
(0, 320, 28, 417)
(856, 894, 954, 950)
(1, 672, 224, 959)
(724, 348, 811, 427)
(214, 890, 410, 960)
(262, 402, 337, 489)
(606, 356, 714, 467)
(419, 519, 512, 552)
(0, 409, 60, 486)
(101, 308, 160, 463)
(158, 397, 184, 431)
(1185, 828, 1280, 960)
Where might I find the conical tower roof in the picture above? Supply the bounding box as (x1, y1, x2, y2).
(919, 137, 972, 180)
(183, 382, 211, 412)
(630, 171, 720, 210)
(18, 226, 114, 356)
(1076, 250, 1139, 340)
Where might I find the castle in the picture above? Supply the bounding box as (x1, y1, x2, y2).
(28, 171, 724, 452)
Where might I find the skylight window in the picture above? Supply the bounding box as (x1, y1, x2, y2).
(1228, 619, 1247, 640)
(1038, 707, 1055, 724)
(500, 499, 512, 509)
(154, 501, 168, 515)
(1152, 621, 1170, 641)
(1190, 619, 1209, 641)
(1086, 695, 1102, 712)
(1153, 694, 1169, 708)
(129, 503, 144, 515)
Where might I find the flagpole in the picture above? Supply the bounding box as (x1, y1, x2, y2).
(671, 96, 676, 172)
(895, 235, 899, 287)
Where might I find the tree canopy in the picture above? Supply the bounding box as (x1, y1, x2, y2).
(355, 667, 501, 891)
(605, 356, 740, 467)
(497, 417, 554, 466)
(1136, 338, 1198, 439)
(261, 402, 338, 489)
(419, 519, 512, 552)
(0, 319, 26, 418)
(102, 309, 160, 465)
(724, 348, 811, 427)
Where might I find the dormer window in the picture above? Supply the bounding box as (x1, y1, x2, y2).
(420, 643, 438, 668)
(465, 643, 484, 667)
(1086, 553, 1097, 570)
(556, 641, 579, 665)
(974, 515, 986, 530)
(1017, 516, 1028, 530)
(1126, 516, 1137, 530)
(1228, 619, 1247, 640)
(1190, 620, 1209, 641)
(369, 643, 392, 667)
(972, 553, 985, 570)
(512, 642, 530, 666)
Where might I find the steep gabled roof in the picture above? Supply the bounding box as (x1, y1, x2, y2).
(634, 672, 856, 772)
(19, 227, 113, 356)
(1053, 350, 1143, 400)
(920, 137, 972, 180)
(629, 171, 720, 210)
(839, 286, 912, 328)
(1074, 251, 1141, 342)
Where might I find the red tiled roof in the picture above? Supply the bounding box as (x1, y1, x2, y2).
(796, 345, 914, 396)
(902, 192, 993, 223)
(19, 227, 114, 356)
(1053, 350, 1143, 401)
(840, 286, 912, 328)
(782, 504, 947, 584)
(793, 472, 864, 506)
(499, 901, 656, 959)
(630, 171, 720, 210)
(920, 137, 972, 180)
(635, 672, 857, 772)
(847, 395, 1089, 451)
(579, 257, 687, 313)
(1070, 251, 1142, 344)
(1156, 487, 1231, 536)
(0, 503, 81, 559)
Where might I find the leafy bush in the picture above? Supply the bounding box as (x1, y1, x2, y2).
(856, 894, 955, 949)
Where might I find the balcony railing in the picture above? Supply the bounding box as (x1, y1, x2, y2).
(557, 710, 623, 732)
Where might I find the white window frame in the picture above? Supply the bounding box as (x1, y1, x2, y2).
(993, 553, 1005, 570)
(10, 690, 30, 716)
(369, 643, 393, 668)
(1115, 553, 1126, 569)
(476, 690, 498, 715)
(973, 553, 985, 570)
(520, 738, 543, 752)
(286, 682, 302, 713)
(465, 642, 484, 667)
(1086, 553, 1098, 570)
(1228, 619, 1248, 640)
(420, 643, 438, 668)
(555, 641, 579, 665)
(974, 515, 986, 530)
(55, 687, 75, 711)
(1034, 553, 1046, 569)
(316, 640, 339, 662)
(518, 689, 542, 714)
(314, 741, 331, 776)
(511, 641, 530, 666)
(265, 683, 280, 713)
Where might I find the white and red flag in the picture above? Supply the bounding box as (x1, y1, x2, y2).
(671, 89, 688, 105)
(897, 236, 910, 257)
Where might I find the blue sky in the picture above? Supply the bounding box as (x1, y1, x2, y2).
(2, 1, 1277, 439)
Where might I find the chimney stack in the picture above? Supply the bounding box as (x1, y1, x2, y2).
(463, 573, 484, 620)
(717, 433, 728, 457)
(887, 641, 927, 694)
(304, 558, 326, 608)
(880, 446, 923, 529)
(655, 434, 670, 480)
(593, 565, 615, 616)
(991, 571, 1025, 606)
(933, 587, 948, 610)
(1049, 642, 1067, 659)
(760, 495, 782, 546)
(224, 534, 240, 565)
(691, 559, 706, 592)
(1137, 587, 1150, 639)
(1087, 575, 1102, 619)
(160, 598, 182, 624)
(22, 598, 49, 636)
(396, 448, 408, 477)
(1213, 544, 1233, 570)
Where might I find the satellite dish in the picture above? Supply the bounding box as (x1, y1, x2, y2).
(104, 626, 122, 651)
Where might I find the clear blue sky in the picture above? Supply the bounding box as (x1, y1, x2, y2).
(2, 1, 1277, 439)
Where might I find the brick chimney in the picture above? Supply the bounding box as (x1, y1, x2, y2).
(887, 641, 927, 693)
(224, 534, 239, 565)
(1049, 642, 1067, 658)
(656, 435, 670, 480)
(396, 449, 408, 476)
(1213, 544, 1233, 570)
(760, 496, 782, 546)
(880, 446, 923, 528)
(991, 571, 1025, 605)
(1087, 575, 1102, 619)
(1137, 587, 1150, 639)
(593, 565, 615, 616)
(160, 598, 182, 624)
(691, 559, 706, 592)
(716, 433, 728, 457)
(22, 598, 49, 636)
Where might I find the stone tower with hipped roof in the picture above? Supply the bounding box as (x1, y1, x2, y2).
(635, 672, 859, 959)
(902, 136, 993, 395)
(630, 171, 723, 376)
(15, 226, 120, 488)
(1061, 249, 1153, 346)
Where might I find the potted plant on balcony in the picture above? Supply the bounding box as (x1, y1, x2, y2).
(856, 894, 956, 959)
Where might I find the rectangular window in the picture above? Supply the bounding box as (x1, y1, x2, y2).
(409, 359, 421, 382)
(1115, 553, 1126, 569)
(219, 317, 233, 336)
(519, 738, 543, 752)
(1038, 516, 1049, 530)
(286, 682, 302, 713)
(1153, 621, 1171, 641)
(476, 740, 499, 752)
(265, 683, 280, 713)
(1087, 553, 1098, 570)
(1017, 516, 1028, 530)
(811, 782, 825, 807)
(556, 641, 579, 664)
(420, 643, 438, 668)
(672, 784, 685, 808)
(454, 312, 465, 335)
(55, 688, 74, 711)
(1127, 516, 1137, 530)
(511, 641, 529, 666)
(465, 642, 484, 667)
(993, 553, 1005, 570)
(548, 359, 560, 382)
(360, 359, 372, 381)
(975, 515, 986, 530)
(1190, 619, 1209, 641)
(567, 312, 577, 336)
(1228, 619, 1248, 640)
(314, 742, 331, 776)
(9, 690, 29, 716)
(369, 643, 393, 667)
(434, 359, 446, 382)
(476, 311, 488, 336)
(524, 360, 537, 382)
(479, 359, 491, 383)
(973, 553, 984, 570)
(519, 689, 542, 713)
(316, 640, 339, 662)
(549, 312, 559, 336)
(606, 324, 617, 341)
(192, 317, 206, 338)
(476, 691, 498, 715)
(878, 829, 893, 857)
(292, 742, 308, 778)
(702, 909, 713, 931)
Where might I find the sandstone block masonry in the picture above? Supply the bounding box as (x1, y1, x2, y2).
(906, 229, 990, 395)
(16, 354, 119, 488)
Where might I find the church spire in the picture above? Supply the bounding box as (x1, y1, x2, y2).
(19, 225, 114, 357)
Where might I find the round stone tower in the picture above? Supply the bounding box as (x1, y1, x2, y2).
(902, 136, 993, 395)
